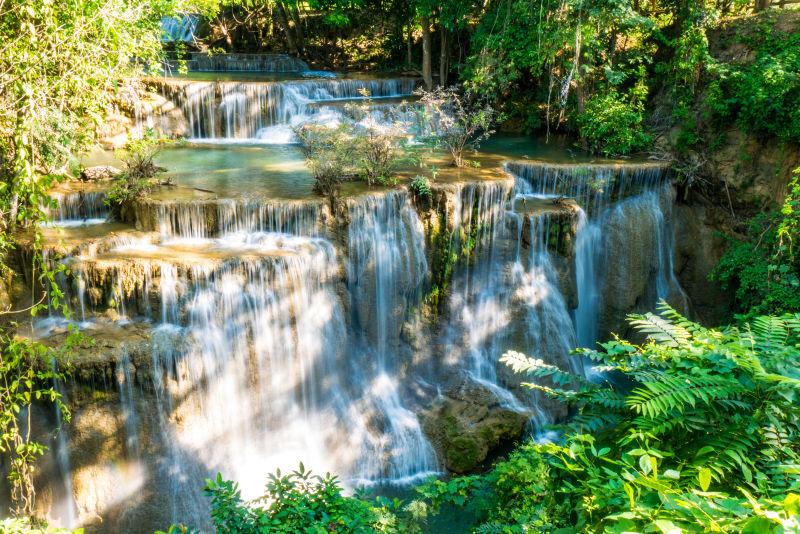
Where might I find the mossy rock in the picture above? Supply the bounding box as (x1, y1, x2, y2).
(446, 436, 482, 473)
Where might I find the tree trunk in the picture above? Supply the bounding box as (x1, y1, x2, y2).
(421, 17, 433, 90)
(275, 3, 298, 55)
(439, 27, 448, 87)
(406, 25, 413, 66)
(288, 4, 305, 55)
(755, 0, 770, 10)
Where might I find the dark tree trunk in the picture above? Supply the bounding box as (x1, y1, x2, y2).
(439, 27, 448, 87)
(407, 25, 413, 66)
(421, 17, 433, 90)
(275, 3, 298, 55)
(288, 4, 305, 55)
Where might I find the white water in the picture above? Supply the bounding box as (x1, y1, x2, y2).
(46, 191, 108, 226)
(155, 78, 417, 143)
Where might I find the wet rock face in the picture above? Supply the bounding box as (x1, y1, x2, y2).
(421, 377, 529, 474)
(673, 203, 733, 325)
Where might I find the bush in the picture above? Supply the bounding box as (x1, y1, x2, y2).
(345, 90, 414, 186)
(704, 25, 800, 143)
(201, 465, 422, 533)
(409, 175, 432, 200)
(294, 122, 356, 199)
(576, 86, 652, 157)
(415, 87, 495, 167)
(420, 303, 800, 532)
(712, 170, 800, 319)
(106, 132, 165, 211)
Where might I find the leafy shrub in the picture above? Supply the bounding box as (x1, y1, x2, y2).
(106, 132, 165, 210)
(345, 90, 414, 186)
(409, 175, 432, 200)
(294, 123, 356, 199)
(202, 465, 422, 533)
(712, 170, 800, 319)
(420, 304, 800, 532)
(415, 87, 495, 167)
(576, 86, 652, 157)
(704, 26, 800, 143)
(0, 518, 80, 534)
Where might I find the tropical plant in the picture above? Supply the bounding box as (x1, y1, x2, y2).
(419, 303, 800, 532)
(0, 331, 80, 517)
(712, 169, 800, 319)
(415, 87, 494, 167)
(201, 464, 424, 533)
(409, 175, 432, 200)
(0, 517, 81, 534)
(576, 81, 652, 157)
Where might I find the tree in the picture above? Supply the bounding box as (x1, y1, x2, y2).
(415, 86, 495, 167)
(0, 0, 209, 519)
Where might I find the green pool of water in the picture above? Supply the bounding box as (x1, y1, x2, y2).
(152, 143, 314, 200)
(83, 134, 641, 203)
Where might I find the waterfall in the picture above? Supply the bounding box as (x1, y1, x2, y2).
(187, 52, 309, 72)
(153, 77, 417, 142)
(116, 350, 141, 460)
(345, 191, 438, 483)
(574, 210, 602, 347)
(506, 161, 685, 346)
(47, 191, 108, 226)
(50, 362, 78, 529)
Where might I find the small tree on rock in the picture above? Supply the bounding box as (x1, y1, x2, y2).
(415, 86, 495, 167)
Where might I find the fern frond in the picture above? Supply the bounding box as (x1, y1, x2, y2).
(501, 350, 588, 387)
(628, 312, 691, 348)
(625, 371, 747, 418)
(567, 413, 622, 434)
(751, 315, 788, 352)
(656, 300, 707, 337)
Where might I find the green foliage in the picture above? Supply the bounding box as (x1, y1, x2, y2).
(294, 122, 358, 199)
(704, 19, 800, 144)
(296, 93, 414, 196)
(202, 465, 423, 533)
(106, 133, 166, 210)
(419, 303, 800, 532)
(415, 87, 495, 167)
(576, 82, 652, 157)
(409, 175, 432, 200)
(0, 517, 82, 534)
(345, 90, 416, 186)
(712, 170, 800, 319)
(0, 330, 80, 517)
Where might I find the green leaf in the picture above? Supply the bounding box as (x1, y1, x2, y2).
(654, 519, 681, 534)
(698, 467, 712, 491)
(784, 493, 800, 515)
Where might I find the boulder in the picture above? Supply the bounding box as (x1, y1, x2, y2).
(80, 165, 122, 182)
(421, 376, 529, 474)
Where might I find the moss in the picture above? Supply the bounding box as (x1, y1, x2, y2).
(446, 436, 481, 473)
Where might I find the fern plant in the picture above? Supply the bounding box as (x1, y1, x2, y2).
(420, 303, 799, 533)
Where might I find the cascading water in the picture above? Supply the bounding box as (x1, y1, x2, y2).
(30, 62, 692, 531)
(48, 191, 108, 226)
(506, 161, 686, 346)
(345, 191, 438, 484)
(152, 77, 418, 142)
(441, 182, 580, 420)
(187, 52, 310, 72)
